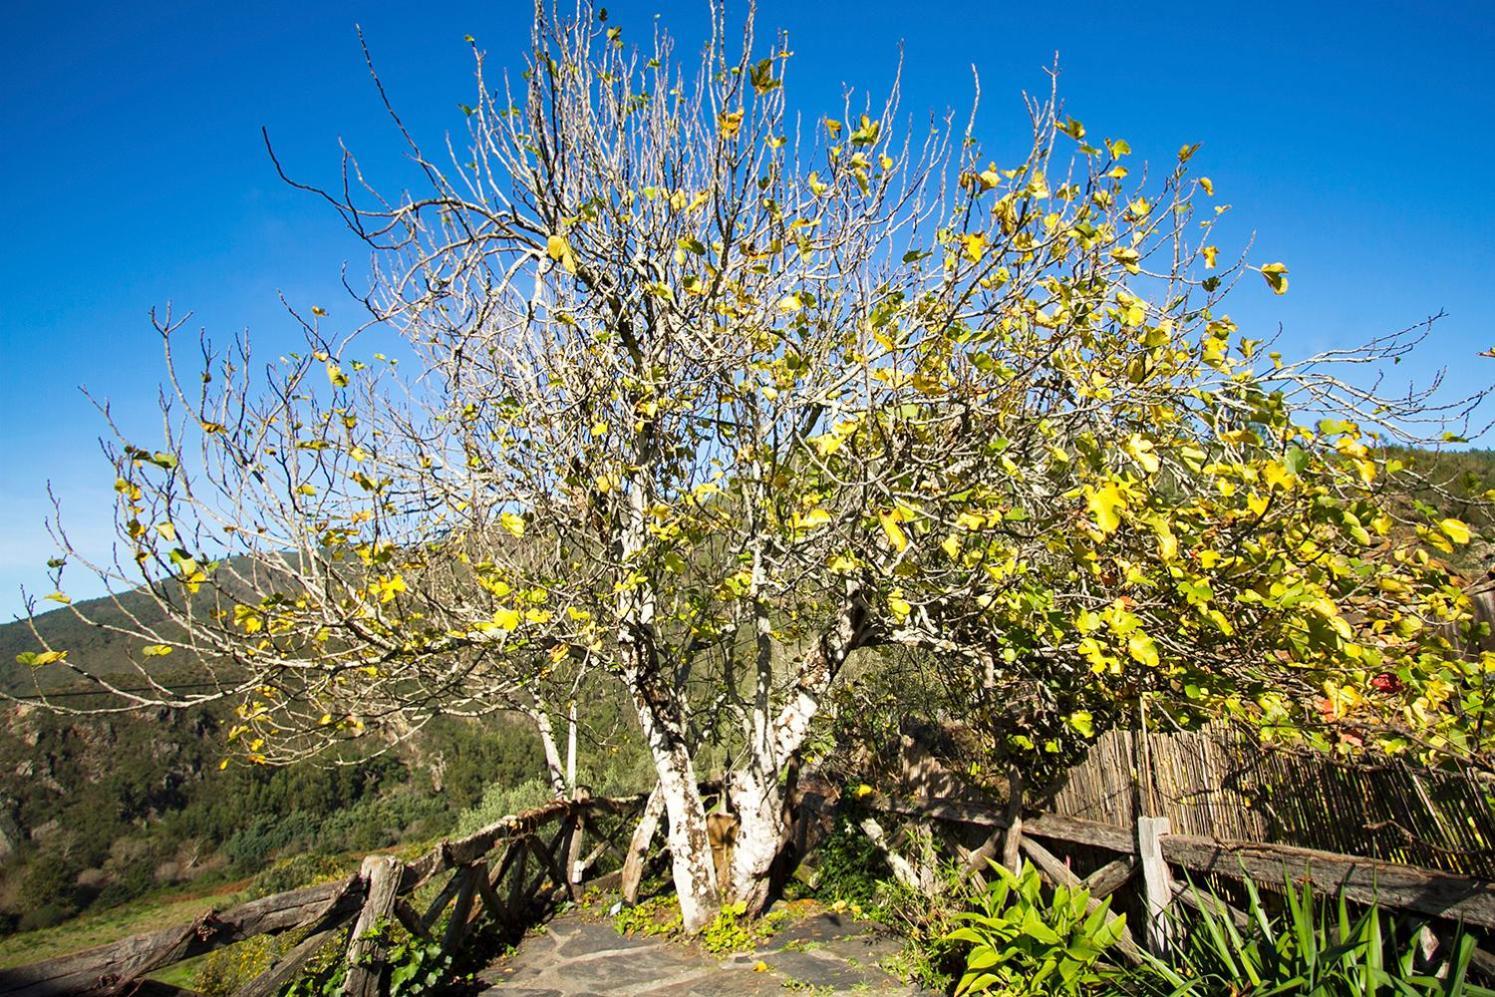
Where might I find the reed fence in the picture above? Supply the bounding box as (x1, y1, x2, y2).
(1046, 727, 1495, 880)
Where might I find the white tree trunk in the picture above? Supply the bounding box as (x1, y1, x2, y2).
(527, 706, 568, 795)
(649, 735, 719, 931)
(726, 768, 788, 914)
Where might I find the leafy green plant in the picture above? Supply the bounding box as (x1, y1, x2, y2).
(702, 900, 757, 954)
(944, 861, 1127, 995)
(613, 895, 684, 938)
(1147, 875, 1495, 996)
(383, 932, 452, 996)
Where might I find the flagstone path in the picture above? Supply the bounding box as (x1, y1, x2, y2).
(476, 908, 931, 995)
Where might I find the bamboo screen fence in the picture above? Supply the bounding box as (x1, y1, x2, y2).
(1045, 727, 1495, 880)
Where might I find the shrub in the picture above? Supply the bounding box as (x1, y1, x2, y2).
(1145, 876, 1495, 996)
(944, 861, 1127, 996)
(453, 778, 554, 837)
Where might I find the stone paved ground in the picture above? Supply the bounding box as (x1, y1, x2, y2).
(475, 907, 931, 995)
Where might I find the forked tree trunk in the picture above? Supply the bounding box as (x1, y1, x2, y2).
(726, 767, 790, 914)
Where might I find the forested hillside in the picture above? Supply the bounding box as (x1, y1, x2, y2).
(0, 595, 553, 935)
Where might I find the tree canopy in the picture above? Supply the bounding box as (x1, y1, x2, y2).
(17, 2, 1492, 929)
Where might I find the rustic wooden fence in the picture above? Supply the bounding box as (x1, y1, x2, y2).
(0, 790, 662, 997)
(1047, 727, 1495, 880)
(860, 791, 1495, 972)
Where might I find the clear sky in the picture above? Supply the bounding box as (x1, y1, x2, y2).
(2, 0, 1492, 619)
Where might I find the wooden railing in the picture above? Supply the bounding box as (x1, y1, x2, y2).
(0, 791, 655, 997)
(856, 793, 1495, 968)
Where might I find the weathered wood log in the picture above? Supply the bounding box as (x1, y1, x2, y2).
(621, 784, 665, 904)
(1019, 836, 1142, 965)
(474, 857, 507, 924)
(1000, 770, 1024, 874)
(874, 796, 1138, 855)
(1137, 816, 1175, 955)
(419, 868, 467, 933)
(233, 877, 366, 997)
(564, 813, 587, 897)
(0, 877, 361, 997)
(1081, 857, 1137, 900)
(883, 795, 1495, 931)
(397, 791, 648, 893)
(506, 839, 531, 921)
(392, 900, 429, 941)
(1160, 832, 1495, 930)
(342, 855, 403, 997)
(441, 865, 480, 953)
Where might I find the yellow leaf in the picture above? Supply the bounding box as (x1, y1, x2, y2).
(1125, 434, 1159, 474)
(546, 234, 577, 274)
(1441, 518, 1471, 545)
(1202, 245, 1218, 269)
(1259, 261, 1289, 295)
(879, 510, 909, 551)
(1199, 177, 1214, 196)
(501, 512, 526, 538)
(142, 644, 173, 657)
(44, 592, 71, 605)
(1155, 523, 1178, 562)
(1086, 482, 1126, 534)
(717, 110, 743, 137)
(1127, 633, 1160, 668)
(326, 362, 349, 388)
(491, 607, 521, 631)
(794, 507, 832, 530)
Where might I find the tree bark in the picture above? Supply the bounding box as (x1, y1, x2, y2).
(646, 734, 719, 931)
(726, 768, 788, 914)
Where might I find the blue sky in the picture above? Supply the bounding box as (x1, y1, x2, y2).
(2, 0, 1492, 619)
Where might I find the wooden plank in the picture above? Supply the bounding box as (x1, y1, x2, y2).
(0, 877, 362, 997)
(342, 855, 403, 997)
(1018, 836, 1141, 965)
(874, 794, 1495, 930)
(1137, 816, 1175, 955)
(1161, 832, 1495, 930)
(874, 796, 1137, 855)
(621, 784, 665, 904)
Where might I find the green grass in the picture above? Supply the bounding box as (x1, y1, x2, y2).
(0, 877, 252, 968)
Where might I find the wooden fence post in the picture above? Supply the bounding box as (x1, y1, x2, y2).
(621, 785, 664, 904)
(343, 855, 402, 997)
(1000, 769, 1024, 874)
(1137, 816, 1174, 955)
